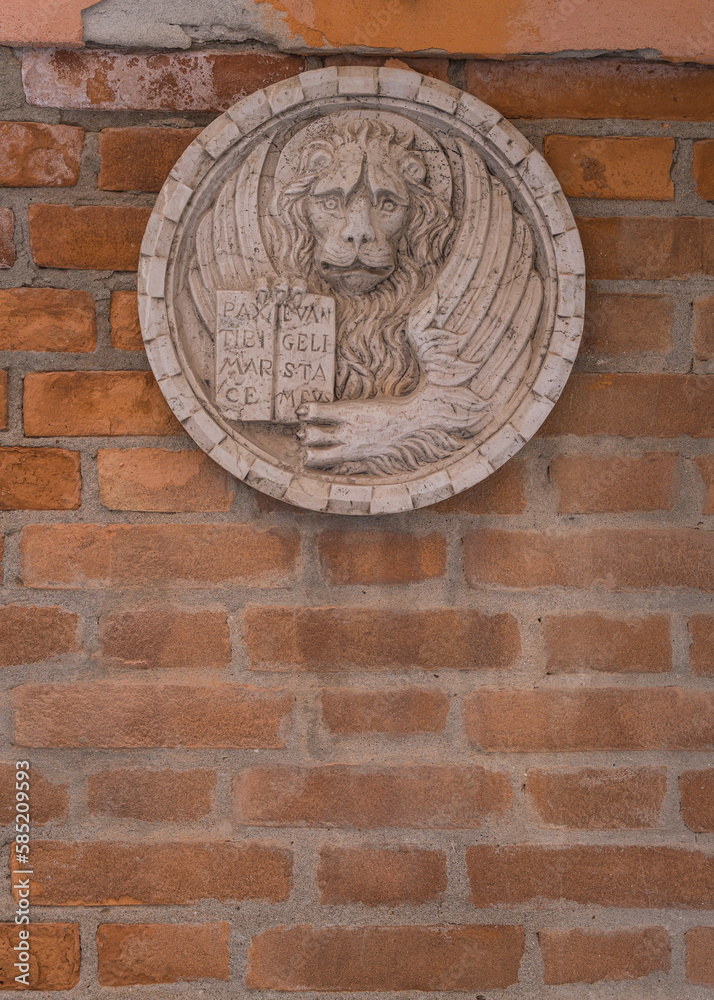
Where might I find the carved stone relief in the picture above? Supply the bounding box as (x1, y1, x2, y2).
(138, 67, 585, 513)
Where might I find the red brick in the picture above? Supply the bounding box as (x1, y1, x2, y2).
(98, 447, 234, 511)
(0, 604, 78, 666)
(578, 217, 714, 280)
(247, 924, 524, 992)
(24, 371, 181, 436)
(543, 613, 671, 674)
(0, 370, 7, 429)
(109, 290, 142, 350)
(318, 847, 446, 904)
(540, 927, 670, 985)
(14, 682, 290, 748)
(243, 607, 519, 670)
(318, 531, 446, 584)
(88, 769, 215, 822)
(694, 140, 714, 201)
(23, 841, 291, 905)
(694, 295, 714, 361)
(0, 448, 81, 510)
(324, 54, 450, 82)
(544, 136, 674, 200)
(0, 923, 79, 990)
(99, 608, 230, 669)
(696, 455, 714, 513)
(527, 767, 666, 829)
(234, 765, 511, 828)
(0, 208, 14, 268)
(690, 615, 714, 676)
(465, 58, 714, 120)
(21, 524, 299, 588)
(686, 927, 714, 986)
(680, 770, 714, 832)
(0, 288, 95, 351)
(551, 452, 679, 513)
(29, 204, 151, 271)
(582, 291, 673, 356)
(432, 457, 527, 514)
(464, 528, 714, 590)
(467, 845, 714, 908)
(0, 763, 68, 825)
(99, 127, 201, 191)
(321, 688, 448, 734)
(0, 122, 83, 187)
(465, 688, 714, 751)
(97, 922, 229, 986)
(23, 49, 306, 111)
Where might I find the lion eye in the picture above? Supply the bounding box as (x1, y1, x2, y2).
(321, 196, 340, 211)
(381, 199, 397, 213)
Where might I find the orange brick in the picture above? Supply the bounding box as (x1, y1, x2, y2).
(690, 615, 714, 676)
(98, 448, 233, 511)
(0, 923, 79, 990)
(0, 122, 83, 187)
(97, 922, 229, 986)
(687, 927, 714, 986)
(578, 217, 714, 280)
(696, 454, 714, 513)
(21, 523, 299, 588)
(0, 288, 96, 352)
(432, 456, 526, 514)
(582, 291, 673, 355)
(540, 927, 670, 985)
(324, 54, 449, 82)
(24, 841, 291, 905)
(0, 208, 14, 268)
(526, 767, 667, 829)
(0, 447, 81, 509)
(551, 452, 678, 513)
(99, 127, 201, 191)
(318, 847, 446, 905)
(247, 924, 524, 992)
(694, 295, 714, 360)
(544, 136, 674, 200)
(0, 370, 7, 429)
(14, 682, 290, 748)
(234, 765, 511, 828)
(23, 371, 181, 436)
(543, 613, 671, 674)
(109, 290, 142, 349)
(318, 531, 446, 584)
(321, 687, 449, 734)
(680, 770, 714, 832)
(88, 769, 215, 822)
(465, 688, 714, 751)
(694, 140, 714, 201)
(0, 604, 78, 666)
(243, 607, 519, 670)
(29, 204, 151, 270)
(0, 763, 68, 824)
(99, 607, 230, 669)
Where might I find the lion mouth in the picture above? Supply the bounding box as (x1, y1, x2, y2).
(319, 262, 393, 278)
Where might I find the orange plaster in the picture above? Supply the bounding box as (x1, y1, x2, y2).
(1, 0, 101, 47)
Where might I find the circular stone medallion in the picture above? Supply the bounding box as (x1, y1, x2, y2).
(138, 67, 585, 514)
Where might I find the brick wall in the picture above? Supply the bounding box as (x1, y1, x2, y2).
(0, 44, 713, 996)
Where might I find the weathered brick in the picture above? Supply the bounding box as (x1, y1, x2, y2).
(234, 765, 512, 828)
(526, 767, 667, 829)
(543, 613, 671, 673)
(551, 453, 679, 513)
(0, 370, 7, 429)
(323, 54, 450, 82)
(24, 371, 181, 436)
(465, 688, 714, 751)
(581, 290, 673, 356)
(694, 140, 714, 201)
(540, 927, 670, 985)
(321, 687, 449, 734)
(21, 524, 299, 588)
(0, 208, 14, 268)
(690, 615, 714, 676)
(467, 845, 714, 907)
(0, 122, 83, 187)
(0, 288, 95, 352)
(99, 608, 230, 669)
(99, 127, 201, 191)
(97, 922, 229, 986)
(696, 455, 714, 513)
(318, 531, 446, 584)
(432, 456, 526, 514)
(318, 847, 446, 904)
(578, 217, 714, 280)
(686, 927, 714, 986)
(97, 448, 234, 512)
(544, 136, 674, 200)
(29, 204, 151, 270)
(23, 49, 306, 111)
(243, 607, 519, 670)
(0, 604, 78, 666)
(0, 763, 68, 825)
(694, 295, 714, 361)
(109, 290, 142, 350)
(680, 770, 714, 832)
(14, 682, 290, 748)
(0, 923, 79, 990)
(0, 448, 81, 510)
(23, 841, 291, 905)
(247, 924, 524, 992)
(88, 769, 215, 822)
(464, 528, 714, 590)
(465, 58, 714, 120)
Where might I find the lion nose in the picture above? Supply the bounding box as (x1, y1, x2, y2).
(341, 196, 375, 250)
